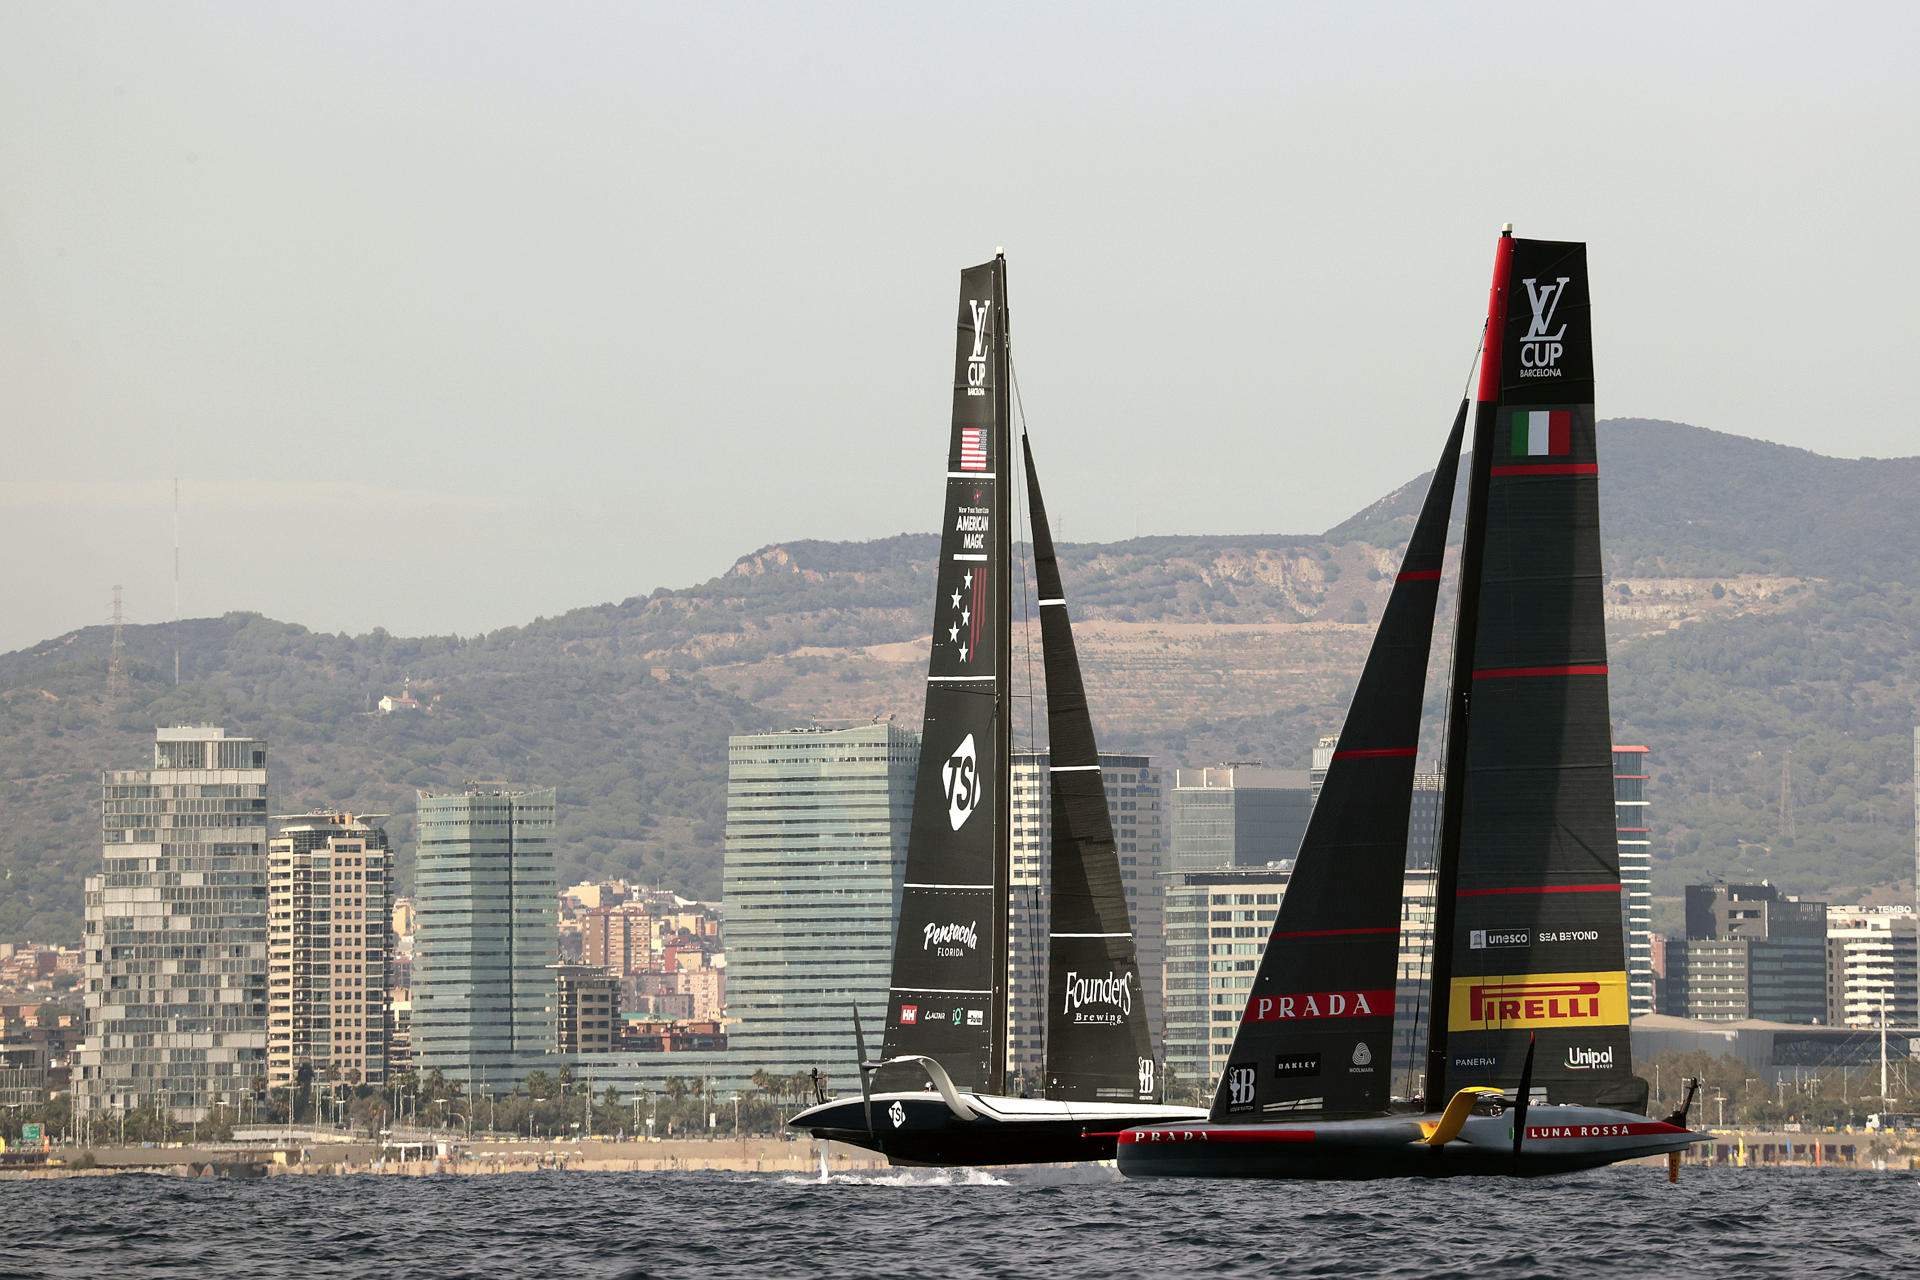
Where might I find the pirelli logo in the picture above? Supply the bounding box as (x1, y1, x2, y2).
(1447, 970, 1628, 1032)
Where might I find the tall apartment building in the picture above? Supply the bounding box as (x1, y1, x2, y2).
(267, 812, 392, 1091)
(580, 904, 656, 979)
(1169, 765, 1313, 873)
(1308, 735, 1338, 801)
(1162, 864, 1291, 1097)
(1614, 745, 1656, 1016)
(553, 964, 620, 1053)
(1678, 882, 1828, 1023)
(722, 724, 917, 1078)
(412, 786, 558, 1091)
(79, 726, 269, 1120)
(1826, 906, 1919, 1028)
(1405, 772, 1444, 871)
(1005, 751, 1165, 1089)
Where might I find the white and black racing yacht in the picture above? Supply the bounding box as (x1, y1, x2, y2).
(787, 254, 1202, 1165)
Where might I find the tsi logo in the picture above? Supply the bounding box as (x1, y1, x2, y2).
(1138, 1058, 1156, 1097)
(889, 1100, 906, 1128)
(966, 299, 991, 395)
(945, 734, 981, 830)
(923, 920, 979, 958)
(1518, 276, 1571, 377)
(1227, 1064, 1257, 1108)
(1566, 1045, 1615, 1071)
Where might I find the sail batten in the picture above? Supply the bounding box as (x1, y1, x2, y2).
(1023, 437, 1161, 1105)
(1209, 402, 1466, 1122)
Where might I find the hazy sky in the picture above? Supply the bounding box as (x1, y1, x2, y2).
(3, 2, 1915, 652)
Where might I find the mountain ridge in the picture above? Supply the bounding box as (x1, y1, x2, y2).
(2, 419, 1914, 939)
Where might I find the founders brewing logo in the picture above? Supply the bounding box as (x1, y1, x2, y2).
(945, 733, 981, 830)
(966, 299, 991, 396)
(923, 919, 978, 958)
(1226, 1063, 1257, 1108)
(1061, 970, 1134, 1025)
(1518, 276, 1571, 378)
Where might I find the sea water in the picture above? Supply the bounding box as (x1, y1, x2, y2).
(2, 1164, 1914, 1277)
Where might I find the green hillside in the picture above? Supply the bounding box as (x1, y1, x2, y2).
(2, 419, 1914, 941)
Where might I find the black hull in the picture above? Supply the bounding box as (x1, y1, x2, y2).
(790, 1092, 1205, 1168)
(1117, 1107, 1705, 1182)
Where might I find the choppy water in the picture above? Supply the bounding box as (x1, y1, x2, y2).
(3, 1164, 1915, 1277)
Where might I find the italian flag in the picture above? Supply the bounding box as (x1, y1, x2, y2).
(1511, 408, 1572, 457)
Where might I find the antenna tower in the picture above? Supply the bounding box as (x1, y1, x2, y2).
(108, 585, 128, 704)
(1777, 748, 1795, 839)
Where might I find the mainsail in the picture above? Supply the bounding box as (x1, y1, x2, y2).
(879, 258, 1013, 1092)
(1021, 438, 1161, 1104)
(1427, 234, 1639, 1109)
(1209, 405, 1466, 1122)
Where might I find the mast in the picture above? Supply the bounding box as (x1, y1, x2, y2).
(878, 257, 1012, 1093)
(1423, 226, 1514, 1105)
(1427, 228, 1634, 1109)
(991, 250, 1013, 1096)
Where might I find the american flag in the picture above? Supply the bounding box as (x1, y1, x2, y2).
(959, 427, 988, 471)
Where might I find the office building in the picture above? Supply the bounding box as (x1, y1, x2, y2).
(554, 964, 620, 1054)
(1005, 751, 1165, 1088)
(1405, 772, 1444, 871)
(412, 786, 558, 1091)
(1169, 765, 1313, 873)
(79, 726, 269, 1121)
(1308, 735, 1338, 801)
(1614, 745, 1656, 1017)
(1161, 864, 1291, 1096)
(267, 812, 393, 1091)
(722, 724, 917, 1079)
(1826, 906, 1918, 1028)
(1677, 882, 1828, 1024)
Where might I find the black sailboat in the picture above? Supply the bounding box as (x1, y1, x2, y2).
(1117, 228, 1707, 1179)
(787, 255, 1202, 1164)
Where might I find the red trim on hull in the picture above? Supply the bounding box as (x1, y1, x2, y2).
(1331, 747, 1417, 760)
(1395, 569, 1442, 582)
(1120, 1127, 1316, 1145)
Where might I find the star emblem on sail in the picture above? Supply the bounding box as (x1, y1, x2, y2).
(947, 567, 984, 663)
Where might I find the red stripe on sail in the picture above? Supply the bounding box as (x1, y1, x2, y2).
(1271, 927, 1400, 939)
(1457, 883, 1621, 898)
(1490, 462, 1598, 477)
(1473, 664, 1608, 680)
(1396, 569, 1441, 582)
(1476, 231, 1515, 403)
(1331, 747, 1417, 760)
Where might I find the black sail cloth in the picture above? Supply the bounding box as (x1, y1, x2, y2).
(1023, 438, 1161, 1104)
(1436, 238, 1640, 1110)
(880, 260, 1010, 1092)
(1209, 404, 1466, 1122)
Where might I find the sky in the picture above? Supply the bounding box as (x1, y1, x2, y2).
(2, 2, 1915, 652)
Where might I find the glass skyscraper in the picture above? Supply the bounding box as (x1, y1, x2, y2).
(722, 724, 917, 1081)
(1006, 750, 1165, 1089)
(412, 786, 557, 1091)
(80, 726, 269, 1121)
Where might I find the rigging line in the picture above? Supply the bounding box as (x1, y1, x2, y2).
(1010, 351, 1038, 757)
